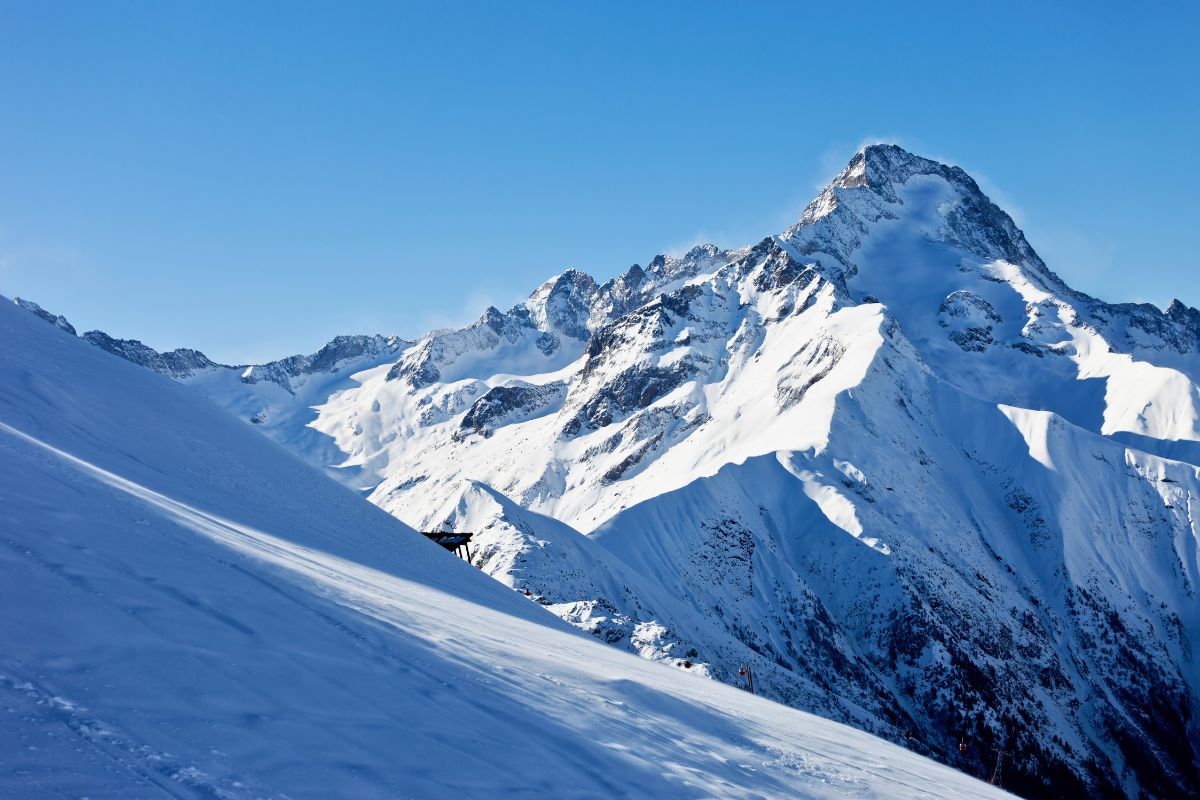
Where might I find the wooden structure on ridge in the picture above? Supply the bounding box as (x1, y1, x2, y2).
(421, 530, 476, 562)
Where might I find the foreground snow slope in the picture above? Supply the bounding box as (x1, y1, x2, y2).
(0, 299, 1009, 798)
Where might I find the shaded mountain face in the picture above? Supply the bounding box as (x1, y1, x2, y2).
(18, 144, 1200, 799)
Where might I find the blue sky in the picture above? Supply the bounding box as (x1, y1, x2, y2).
(1, 1, 1197, 363)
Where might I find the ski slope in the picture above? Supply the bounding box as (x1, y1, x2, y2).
(0, 299, 1011, 797)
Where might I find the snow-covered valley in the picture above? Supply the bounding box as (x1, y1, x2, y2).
(9, 144, 1199, 799)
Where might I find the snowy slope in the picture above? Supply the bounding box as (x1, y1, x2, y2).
(77, 321, 410, 489)
(18, 144, 1200, 799)
(0, 298, 1013, 798)
(330, 147, 1198, 800)
(413, 477, 883, 715)
(356, 148, 1200, 536)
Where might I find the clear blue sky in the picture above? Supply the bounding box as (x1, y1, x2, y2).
(2, 1, 1197, 363)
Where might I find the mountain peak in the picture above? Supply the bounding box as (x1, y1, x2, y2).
(789, 144, 1047, 278)
(839, 142, 910, 188)
(832, 143, 970, 198)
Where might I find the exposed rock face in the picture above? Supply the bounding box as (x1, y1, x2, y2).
(240, 334, 404, 393)
(81, 330, 220, 379)
(12, 297, 76, 336)
(456, 381, 566, 439)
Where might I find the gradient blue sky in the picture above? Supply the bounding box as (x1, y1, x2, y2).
(2, 1, 1197, 363)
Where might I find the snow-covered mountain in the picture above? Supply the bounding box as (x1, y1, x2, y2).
(0, 297, 1015, 799)
(68, 319, 411, 483)
(17, 144, 1200, 799)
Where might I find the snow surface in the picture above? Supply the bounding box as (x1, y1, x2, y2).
(0, 299, 1012, 797)
(13, 143, 1200, 798)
